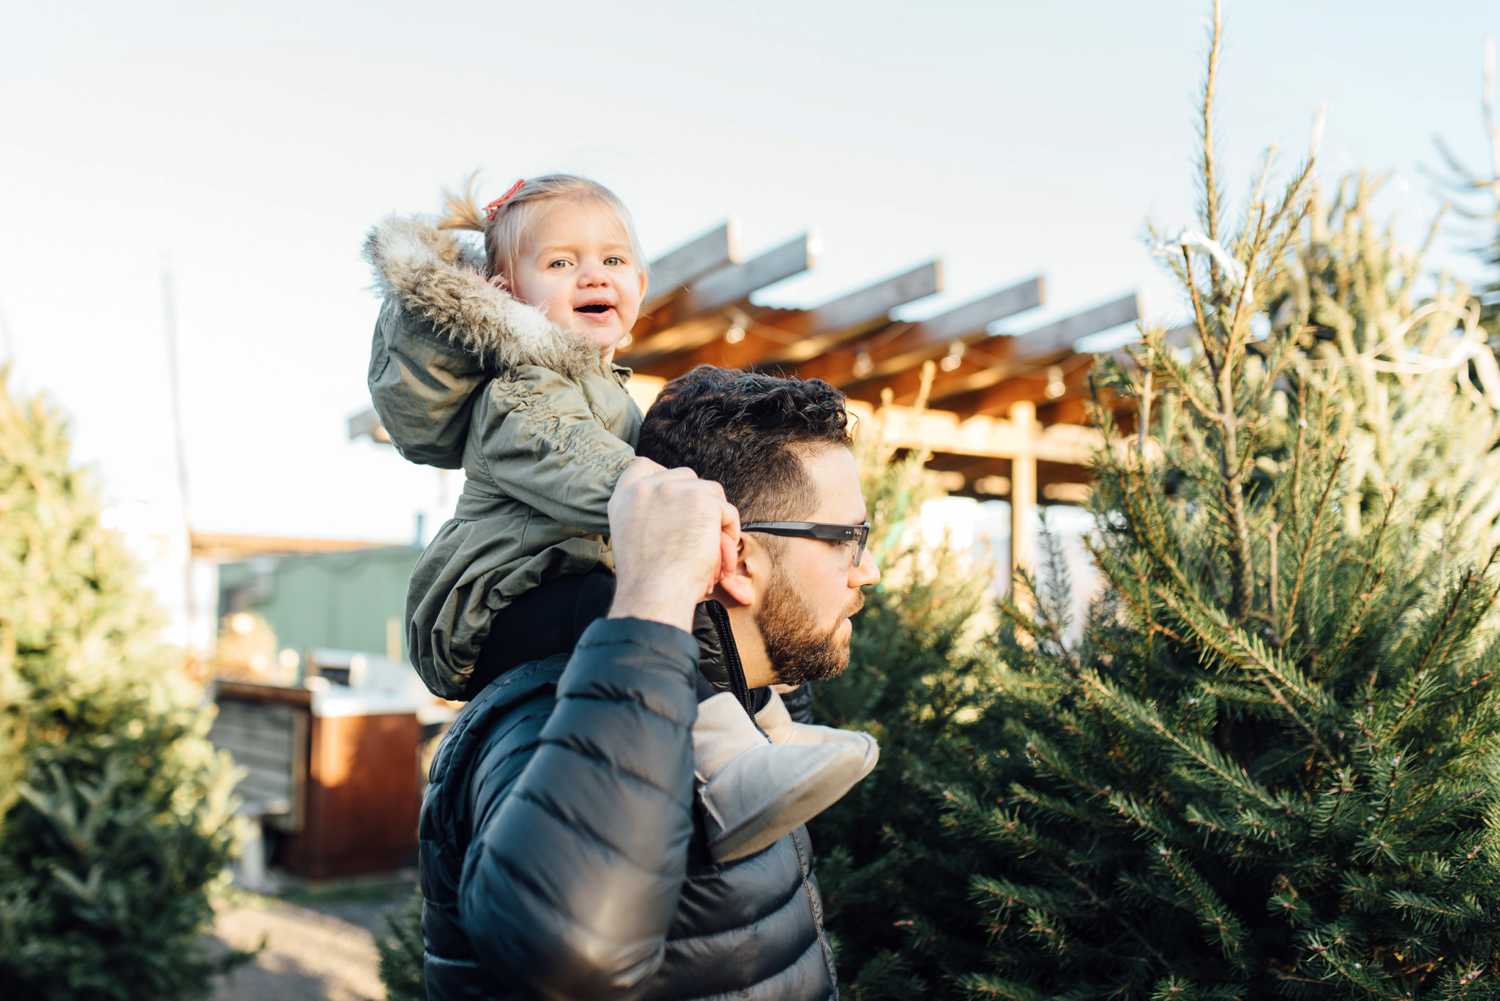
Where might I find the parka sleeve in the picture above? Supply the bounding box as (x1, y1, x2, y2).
(459, 617, 700, 1000)
(367, 297, 492, 469)
(480, 364, 637, 534)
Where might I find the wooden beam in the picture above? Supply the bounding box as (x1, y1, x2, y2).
(190, 532, 397, 560)
(941, 359, 1097, 419)
(633, 260, 942, 376)
(642, 221, 739, 314)
(933, 457, 1093, 501)
(806, 261, 941, 340)
(925, 451, 1012, 483)
(930, 292, 1139, 403)
(1038, 395, 1093, 428)
(849, 292, 1138, 406)
(792, 276, 1044, 388)
(622, 234, 815, 363)
(844, 399, 1102, 466)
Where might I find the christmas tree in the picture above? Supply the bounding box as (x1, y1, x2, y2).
(1275, 171, 1500, 558)
(954, 6, 1500, 998)
(378, 890, 428, 1001)
(811, 375, 1005, 998)
(0, 369, 247, 1000)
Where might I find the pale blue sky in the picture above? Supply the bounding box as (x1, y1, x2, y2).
(2, 0, 1496, 543)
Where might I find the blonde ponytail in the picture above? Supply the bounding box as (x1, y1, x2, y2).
(437, 171, 487, 233)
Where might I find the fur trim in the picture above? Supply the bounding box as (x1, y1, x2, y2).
(363, 215, 603, 378)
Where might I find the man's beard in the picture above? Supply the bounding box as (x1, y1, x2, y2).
(756, 564, 864, 688)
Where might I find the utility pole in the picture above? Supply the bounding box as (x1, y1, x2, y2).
(161, 266, 198, 651)
(0, 301, 13, 362)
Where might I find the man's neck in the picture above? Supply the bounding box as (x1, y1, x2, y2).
(723, 603, 776, 690)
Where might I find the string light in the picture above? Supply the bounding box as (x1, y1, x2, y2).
(852, 351, 874, 378)
(1045, 365, 1066, 399)
(725, 324, 746, 344)
(939, 341, 966, 372)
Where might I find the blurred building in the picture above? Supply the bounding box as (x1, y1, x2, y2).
(214, 541, 419, 665)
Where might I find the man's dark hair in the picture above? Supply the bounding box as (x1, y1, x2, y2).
(636, 365, 853, 522)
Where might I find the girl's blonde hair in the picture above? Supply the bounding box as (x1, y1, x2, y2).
(437, 173, 647, 284)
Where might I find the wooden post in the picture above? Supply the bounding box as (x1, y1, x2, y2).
(1008, 401, 1038, 608)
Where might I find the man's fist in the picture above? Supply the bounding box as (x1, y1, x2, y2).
(608, 458, 740, 632)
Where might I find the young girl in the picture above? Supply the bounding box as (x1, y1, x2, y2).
(364, 174, 876, 862)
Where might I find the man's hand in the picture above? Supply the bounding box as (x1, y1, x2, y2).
(609, 458, 740, 632)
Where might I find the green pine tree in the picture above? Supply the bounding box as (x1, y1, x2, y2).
(0, 368, 249, 1000)
(953, 6, 1500, 998)
(378, 890, 429, 1001)
(1275, 171, 1500, 557)
(812, 377, 1005, 998)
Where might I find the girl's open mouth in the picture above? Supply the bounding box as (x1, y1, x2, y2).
(576, 304, 613, 314)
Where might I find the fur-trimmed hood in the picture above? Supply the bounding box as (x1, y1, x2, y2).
(364, 214, 604, 378)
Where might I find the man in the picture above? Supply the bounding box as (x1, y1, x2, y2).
(417, 366, 880, 1000)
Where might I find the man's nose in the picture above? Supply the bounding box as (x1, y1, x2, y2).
(850, 548, 880, 586)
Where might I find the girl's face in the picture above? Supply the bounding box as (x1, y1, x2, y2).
(508, 199, 648, 355)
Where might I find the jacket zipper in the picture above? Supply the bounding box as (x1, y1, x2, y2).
(703, 601, 836, 996)
(704, 599, 752, 713)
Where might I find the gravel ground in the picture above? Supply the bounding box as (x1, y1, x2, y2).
(211, 875, 417, 1001)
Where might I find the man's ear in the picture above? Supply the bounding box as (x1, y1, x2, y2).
(712, 537, 756, 608)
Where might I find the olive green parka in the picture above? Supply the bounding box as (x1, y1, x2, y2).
(364, 214, 641, 699)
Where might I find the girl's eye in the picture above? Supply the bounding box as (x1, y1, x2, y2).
(604, 255, 627, 267)
(548, 259, 571, 269)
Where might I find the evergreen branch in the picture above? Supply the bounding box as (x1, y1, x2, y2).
(958, 973, 1054, 1001)
(1223, 198, 1270, 364)
(1077, 671, 1290, 816)
(1199, 0, 1225, 263)
(1407, 557, 1498, 685)
(1315, 489, 1396, 676)
(1150, 584, 1339, 766)
(972, 874, 1086, 923)
(1265, 523, 1283, 648)
(1152, 842, 1250, 970)
(1094, 542, 1187, 646)
(1298, 924, 1393, 998)
(962, 795, 1176, 983)
(1262, 157, 1318, 263)
(1288, 379, 1308, 527)
(1145, 323, 1223, 422)
(1281, 447, 1347, 640)
(1184, 246, 1223, 385)
(1386, 889, 1486, 932)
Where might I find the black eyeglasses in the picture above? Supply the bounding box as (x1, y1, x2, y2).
(741, 521, 871, 569)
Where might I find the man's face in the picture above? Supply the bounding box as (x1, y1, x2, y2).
(754, 445, 880, 687)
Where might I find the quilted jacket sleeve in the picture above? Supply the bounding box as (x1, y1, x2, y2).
(480, 364, 637, 534)
(367, 297, 491, 469)
(459, 617, 700, 1000)
(781, 682, 815, 725)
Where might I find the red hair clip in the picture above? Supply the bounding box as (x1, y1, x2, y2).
(483, 179, 526, 223)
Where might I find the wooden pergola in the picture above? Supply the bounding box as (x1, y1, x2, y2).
(352, 221, 1147, 582)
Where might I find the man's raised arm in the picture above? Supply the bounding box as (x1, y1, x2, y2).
(456, 459, 738, 1000)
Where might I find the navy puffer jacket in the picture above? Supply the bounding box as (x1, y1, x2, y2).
(418, 614, 838, 1000)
